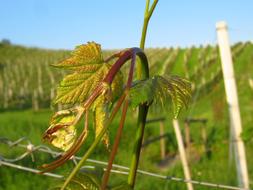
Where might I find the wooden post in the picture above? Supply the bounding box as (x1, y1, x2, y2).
(173, 119, 194, 190)
(216, 21, 249, 188)
(159, 121, 166, 160)
(184, 121, 191, 149)
(32, 90, 39, 111)
(201, 122, 207, 153)
(0, 75, 3, 102)
(248, 78, 253, 90)
(37, 65, 43, 97)
(3, 72, 9, 109)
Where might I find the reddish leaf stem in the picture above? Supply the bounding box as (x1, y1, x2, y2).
(101, 53, 136, 189)
(101, 99, 129, 190)
(40, 111, 89, 173)
(61, 92, 127, 190)
(54, 47, 148, 189)
(104, 51, 123, 63)
(103, 48, 148, 84)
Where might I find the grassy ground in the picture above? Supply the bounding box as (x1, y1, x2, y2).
(1, 42, 253, 189)
(1, 103, 252, 189)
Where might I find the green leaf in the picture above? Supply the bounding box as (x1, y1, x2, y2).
(129, 75, 191, 118)
(110, 183, 133, 190)
(43, 106, 85, 151)
(50, 171, 101, 190)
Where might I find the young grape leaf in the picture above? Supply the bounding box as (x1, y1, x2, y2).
(111, 70, 124, 101)
(54, 64, 110, 104)
(43, 106, 85, 151)
(110, 183, 133, 190)
(50, 171, 101, 190)
(46, 42, 124, 153)
(52, 42, 123, 105)
(93, 102, 110, 149)
(52, 42, 103, 70)
(129, 75, 191, 118)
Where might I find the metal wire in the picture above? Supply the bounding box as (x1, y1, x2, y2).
(0, 160, 130, 178)
(0, 137, 251, 190)
(0, 160, 63, 179)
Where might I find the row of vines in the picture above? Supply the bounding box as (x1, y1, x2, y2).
(0, 42, 251, 111)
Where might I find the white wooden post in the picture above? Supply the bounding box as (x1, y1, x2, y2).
(216, 21, 249, 188)
(173, 119, 194, 190)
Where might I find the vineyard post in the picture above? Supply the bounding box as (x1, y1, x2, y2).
(216, 21, 249, 188)
(184, 120, 191, 150)
(248, 78, 253, 90)
(3, 72, 9, 109)
(159, 121, 166, 160)
(172, 119, 194, 190)
(0, 75, 3, 105)
(32, 90, 39, 111)
(201, 123, 207, 153)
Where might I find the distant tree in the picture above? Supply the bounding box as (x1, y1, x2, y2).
(0, 63, 4, 70)
(0, 39, 11, 45)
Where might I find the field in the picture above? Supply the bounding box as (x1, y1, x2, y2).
(0, 41, 253, 189)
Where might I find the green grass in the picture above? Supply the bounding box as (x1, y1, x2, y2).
(1, 42, 253, 189)
(1, 105, 252, 189)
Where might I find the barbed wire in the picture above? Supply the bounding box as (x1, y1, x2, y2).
(0, 137, 251, 190)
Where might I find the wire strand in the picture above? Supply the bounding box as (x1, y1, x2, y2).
(0, 137, 251, 190)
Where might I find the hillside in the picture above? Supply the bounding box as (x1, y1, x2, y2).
(0, 42, 253, 189)
(0, 42, 251, 110)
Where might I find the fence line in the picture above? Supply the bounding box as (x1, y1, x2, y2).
(0, 160, 62, 178)
(0, 137, 251, 190)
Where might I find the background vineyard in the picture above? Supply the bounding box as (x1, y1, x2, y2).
(0, 41, 249, 110)
(0, 41, 253, 189)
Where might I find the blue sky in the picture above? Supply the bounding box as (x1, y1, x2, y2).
(0, 0, 252, 50)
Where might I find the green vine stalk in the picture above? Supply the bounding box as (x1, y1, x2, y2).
(59, 48, 150, 190)
(128, 0, 158, 187)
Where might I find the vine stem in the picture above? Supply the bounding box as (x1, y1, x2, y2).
(59, 0, 156, 186)
(61, 48, 149, 190)
(101, 99, 129, 190)
(127, 105, 149, 186)
(101, 53, 136, 189)
(60, 93, 126, 190)
(139, 0, 159, 50)
(128, 0, 158, 188)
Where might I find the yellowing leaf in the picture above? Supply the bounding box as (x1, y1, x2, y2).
(52, 42, 105, 105)
(51, 117, 76, 151)
(90, 71, 124, 149)
(54, 64, 110, 104)
(94, 103, 110, 149)
(53, 42, 124, 105)
(43, 106, 85, 151)
(48, 41, 125, 153)
(52, 42, 103, 70)
(111, 70, 124, 100)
